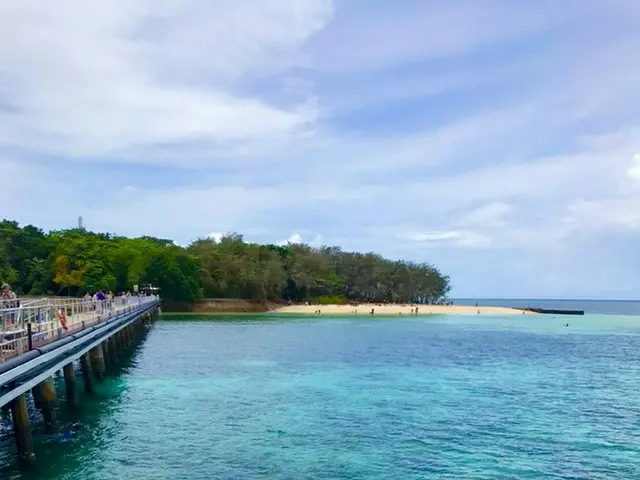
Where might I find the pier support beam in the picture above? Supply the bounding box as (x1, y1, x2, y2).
(107, 336, 118, 365)
(10, 394, 35, 464)
(90, 344, 106, 381)
(101, 340, 111, 368)
(114, 330, 123, 353)
(63, 362, 77, 406)
(80, 352, 94, 393)
(33, 377, 58, 430)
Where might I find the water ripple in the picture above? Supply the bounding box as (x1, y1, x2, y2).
(2, 315, 640, 479)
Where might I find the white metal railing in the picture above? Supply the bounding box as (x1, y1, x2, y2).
(0, 295, 158, 362)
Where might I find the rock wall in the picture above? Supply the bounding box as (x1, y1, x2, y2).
(162, 298, 280, 313)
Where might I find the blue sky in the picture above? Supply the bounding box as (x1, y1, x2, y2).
(2, 1, 640, 299)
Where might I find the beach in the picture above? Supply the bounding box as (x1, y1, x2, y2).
(274, 303, 534, 316)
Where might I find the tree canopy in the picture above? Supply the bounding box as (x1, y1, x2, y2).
(0, 220, 450, 303)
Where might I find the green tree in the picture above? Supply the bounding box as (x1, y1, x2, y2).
(0, 219, 450, 304)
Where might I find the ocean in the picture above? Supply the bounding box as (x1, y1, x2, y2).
(1, 301, 640, 479)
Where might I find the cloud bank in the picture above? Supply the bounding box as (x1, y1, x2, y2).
(3, 0, 640, 298)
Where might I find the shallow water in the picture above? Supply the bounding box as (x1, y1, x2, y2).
(2, 314, 640, 479)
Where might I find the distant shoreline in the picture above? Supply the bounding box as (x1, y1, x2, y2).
(161, 299, 535, 315)
(273, 303, 533, 316)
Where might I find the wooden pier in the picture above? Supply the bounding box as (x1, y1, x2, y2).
(0, 295, 159, 465)
(520, 307, 585, 316)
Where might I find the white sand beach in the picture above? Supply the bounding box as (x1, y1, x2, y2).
(274, 303, 535, 316)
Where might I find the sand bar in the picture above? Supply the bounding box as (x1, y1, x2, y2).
(274, 303, 535, 316)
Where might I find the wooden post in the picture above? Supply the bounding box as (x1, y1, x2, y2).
(33, 377, 58, 430)
(31, 385, 42, 411)
(101, 339, 111, 368)
(89, 344, 106, 381)
(80, 352, 94, 393)
(114, 330, 122, 353)
(108, 336, 118, 364)
(63, 362, 77, 405)
(10, 394, 35, 464)
(27, 323, 33, 351)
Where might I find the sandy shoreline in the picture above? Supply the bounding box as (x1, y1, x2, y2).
(273, 304, 534, 316)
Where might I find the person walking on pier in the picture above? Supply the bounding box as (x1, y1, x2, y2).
(1, 283, 17, 308)
(1, 283, 18, 326)
(95, 290, 106, 313)
(82, 292, 92, 312)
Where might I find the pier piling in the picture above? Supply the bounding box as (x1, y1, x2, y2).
(101, 340, 111, 368)
(63, 363, 77, 405)
(108, 336, 118, 364)
(114, 330, 123, 353)
(10, 394, 35, 464)
(33, 377, 58, 430)
(89, 344, 106, 381)
(80, 352, 94, 393)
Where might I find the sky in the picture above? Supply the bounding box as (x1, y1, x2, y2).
(2, 0, 640, 299)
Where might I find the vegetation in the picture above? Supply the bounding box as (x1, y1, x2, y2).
(0, 220, 450, 303)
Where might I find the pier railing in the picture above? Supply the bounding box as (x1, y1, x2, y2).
(0, 296, 158, 361)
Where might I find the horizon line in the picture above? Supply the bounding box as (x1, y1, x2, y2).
(451, 297, 638, 302)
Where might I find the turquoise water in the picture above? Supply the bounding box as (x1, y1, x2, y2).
(2, 313, 640, 479)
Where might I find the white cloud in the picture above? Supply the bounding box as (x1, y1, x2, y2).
(399, 231, 491, 248)
(402, 231, 462, 242)
(557, 153, 640, 233)
(0, 0, 332, 158)
(309, 234, 324, 247)
(308, 0, 589, 72)
(207, 232, 224, 243)
(276, 233, 323, 246)
(456, 202, 511, 228)
(278, 233, 303, 246)
(4, 2, 640, 298)
(629, 153, 640, 180)
(564, 198, 640, 231)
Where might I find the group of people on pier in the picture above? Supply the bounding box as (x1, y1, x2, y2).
(81, 291, 139, 313)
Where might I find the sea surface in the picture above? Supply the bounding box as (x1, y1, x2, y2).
(2, 304, 640, 479)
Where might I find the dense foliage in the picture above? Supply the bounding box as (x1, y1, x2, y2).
(0, 220, 450, 303)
